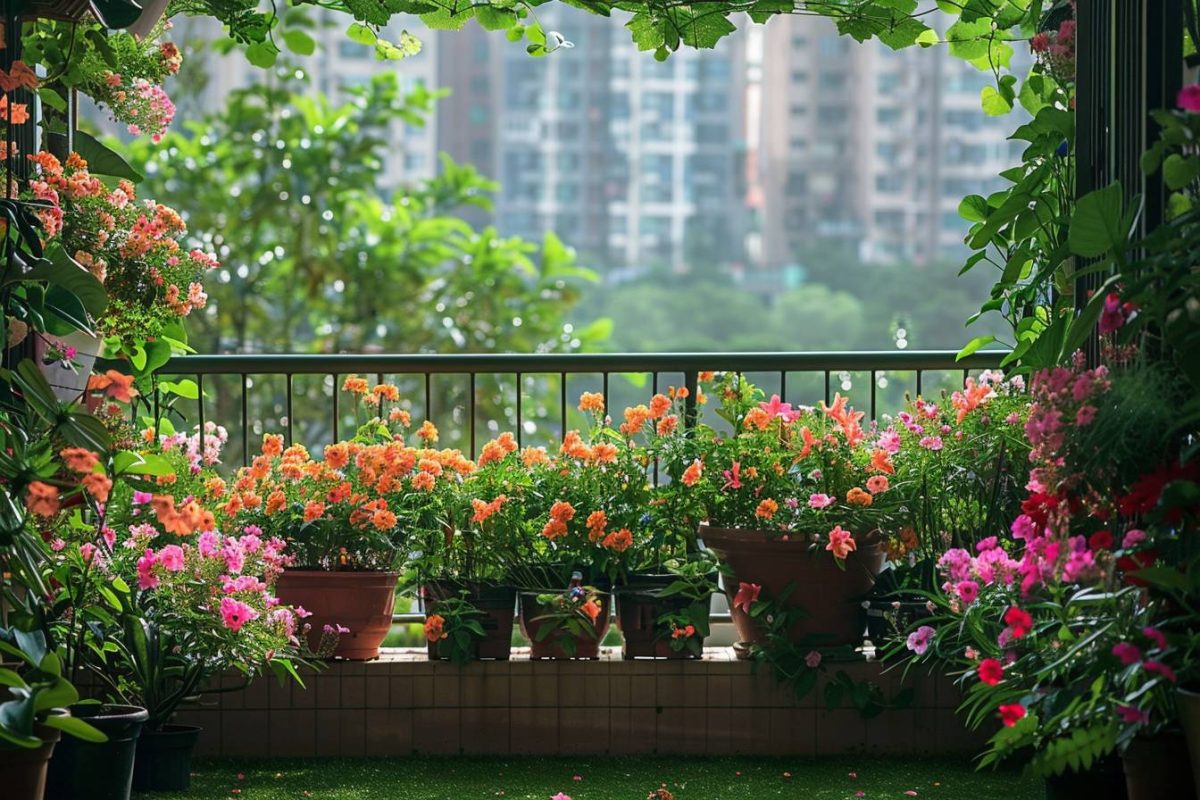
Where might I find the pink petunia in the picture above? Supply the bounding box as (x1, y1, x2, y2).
(136, 549, 158, 590)
(157, 544, 186, 572)
(906, 625, 935, 655)
(1179, 84, 1200, 112)
(808, 493, 835, 509)
(219, 597, 259, 632)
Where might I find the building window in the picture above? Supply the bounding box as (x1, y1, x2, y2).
(877, 107, 901, 125)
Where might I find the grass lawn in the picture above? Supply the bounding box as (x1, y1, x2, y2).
(145, 756, 1041, 800)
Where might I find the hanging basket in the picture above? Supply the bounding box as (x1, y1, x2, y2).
(12, 0, 143, 28)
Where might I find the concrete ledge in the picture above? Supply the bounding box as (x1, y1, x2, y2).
(176, 648, 984, 757)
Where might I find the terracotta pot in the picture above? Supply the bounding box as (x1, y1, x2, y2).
(700, 525, 884, 652)
(131, 724, 201, 792)
(422, 580, 515, 661)
(518, 591, 610, 660)
(45, 704, 148, 800)
(32, 330, 103, 404)
(1122, 732, 1194, 800)
(275, 569, 399, 660)
(1180, 689, 1200, 800)
(0, 722, 61, 800)
(1044, 757, 1127, 800)
(615, 573, 713, 660)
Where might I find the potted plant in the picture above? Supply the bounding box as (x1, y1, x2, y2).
(654, 373, 890, 653)
(228, 377, 465, 659)
(415, 431, 533, 661)
(866, 373, 1029, 647)
(615, 555, 716, 660)
(0, 629, 107, 800)
(513, 404, 651, 659)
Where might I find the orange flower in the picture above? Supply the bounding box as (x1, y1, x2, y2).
(846, 487, 873, 507)
(60, 447, 99, 474)
(560, 430, 592, 460)
(698, 371, 716, 382)
(205, 477, 227, 498)
(522, 446, 550, 467)
(424, 614, 447, 642)
(303, 501, 326, 522)
(743, 407, 771, 431)
(681, 459, 703, 487)
(870, 449, 895, 475)
(371, 509, 397, 530)
(797, 426, 816, 459)
(417, 421, 439, 443)
(541, 519, 568, 540)
(417, 458, 443, 477)
(648, 394, 672, 419)
(389, 408, 412, 426)
(25, 481, 60, 517)
(325, 442, 350, 469)
(591, 442, 618, 464)
(549, 500, 576, 522)
(656, 415, 678, 436)
(602, 528, 632, 552)
(87, 370, 137, 403)
(821, 393, 866, 447)
(578, 392, 605, 414)
(619, 405, 652, 436)
(372, 384, 399, 402)
(471, 494, 507, 524)
(261, 434, 284, 458)
(478, 439, 510, 467)
(81, 473, 112, 503)
(755, 498, 779, 520)
(342, 376, 369, 394)
(581, 599, 602, 622)
(586, 509, 607, 541)
(1, 96, 29, 125)
(266, 490, 287, 514)
(825, 526, 857, 559)
(411, 472, 436, 491)
(0, 61, 38, 92)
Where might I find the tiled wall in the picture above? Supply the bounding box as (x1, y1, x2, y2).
(176, 648, 985, 757)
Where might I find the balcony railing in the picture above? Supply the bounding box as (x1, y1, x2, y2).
(151, 349, 1008, 628)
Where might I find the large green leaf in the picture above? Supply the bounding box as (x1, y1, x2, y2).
(1068, 182, 1132, 258)
(72, 130, 143, 183)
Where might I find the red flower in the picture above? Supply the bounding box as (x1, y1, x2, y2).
(732, 582, 761, 614)
(978, 658, 1004, 686)
(998, 703, 1027, 727)
(1004, 607, 1034, 639)
(1087, 530, 1114, 551)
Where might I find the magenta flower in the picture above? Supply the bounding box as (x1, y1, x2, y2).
(1142, 627, 1167, 650)
(906, 625, 935, 655)
(1098, 293, 1126, 334)
(1116, 705, 1150, 725)
(721, 461, 743, 491)
(219, 597, 259, 632)
(197, 530, 221, 558)
(919, 435, 943, 451)
(1112, 642, 1142, 665)
(136, 549, 158, 590)
(759, 394, 797, 422)
(157, 544, 186, 572)
(1122, 528, 1147, 548)
(1144, 660, 1177, 683)
(805, 649, 822, 668)
(1179, 84, 1200, 111)
(956, 580, 980, 604)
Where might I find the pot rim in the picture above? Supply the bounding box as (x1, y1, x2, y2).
(70, 703, 150, 724)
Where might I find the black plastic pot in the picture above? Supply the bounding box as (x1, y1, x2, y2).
(1044, 757, 1128, 800)
(131, 724, 201, 792)
(45, 704, 148, 800)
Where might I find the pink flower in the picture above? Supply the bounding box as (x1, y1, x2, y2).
(136, 549, 158, 590)
(733, 582, 761, 614)
(825, 526, 857, 559)
(866, 475, 889, 494)
(721, 461, 743, 491)
(1179, 84, 1200, 112)
(1099, 293, 1126, 334)
(906, 625, 935, 655)
(1075, 405, 1097, 426)
(1112, 642, 1142, 665)
(978, 658, 1003, 685)
(956, 580, 980, 604)
(1122, 528, 1147, 548)
(1116, 705, 1150, 725)
(1144, 660, 1177, 683)
(1142, 627, 1167, 650)
(805, 649, 822, 668)
(759, 394, 797, 422)
(551, 794, 573, 800)
(808, 493, 834, 509)
(198, 530, 221, 558)
(219, 597, 259, 632)
(919, 435, 943, 451)
(157, 544, 185, 572)
(877, 429, 901, 453)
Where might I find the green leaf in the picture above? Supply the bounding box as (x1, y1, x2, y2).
(1069, 182, 1130, 258)
(43, 713, 108, 743)
(38, 87, 67, 113)
(958, 334, 998, 360)
(347, 23, 377, 45)
(245, 40, 279, 68)
(282, 29, 317, 56)
(1162, 153, 1200, 190)
(72, 130, 143, 183)
(958, 195, 989, 222)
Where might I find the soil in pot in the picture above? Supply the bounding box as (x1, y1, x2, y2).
(45, 704, 148, 800)
(701, 525, 884, 653)
(275, 569, 399, 660)
(1178, 688, 1200, 800)
(0, 722, 61, 800)
(422, 580, 516, 661)
(131, 724, 202, 792)
(1122, 732, 1194, 800)
(1044, 757, 1128, 800)
(518, 591, 611, 660)
(615, 574, 713, 659)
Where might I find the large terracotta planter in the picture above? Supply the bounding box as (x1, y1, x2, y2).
(0, 722, 60, 800)
(1179, 688, 1200, 800)
(518, 592, 611, 660)
(275, 569, 399, 660)
(700, 525, 884, 653)
(1122, 732, 1194, 800)
(615, 573, 714, 659)
(422, 580, 516, 661)
(45, 704, 148, 800)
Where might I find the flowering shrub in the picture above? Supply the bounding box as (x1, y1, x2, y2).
(223, 378, 469, 570)
(649, 373, 895, 562)
(23, 150, 218, 354)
